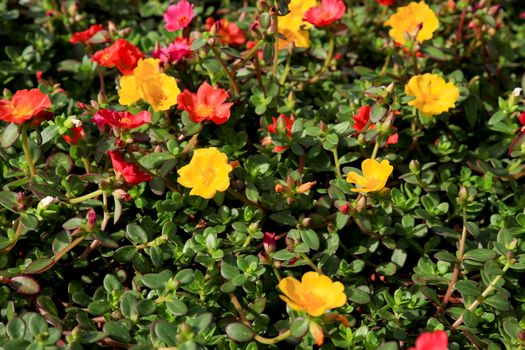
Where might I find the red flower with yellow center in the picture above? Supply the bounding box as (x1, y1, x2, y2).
(177, 82, 233, 125)
(92, 109, 151, 130)
(0, 89, 51, 124)
(69, 24, 105, 45)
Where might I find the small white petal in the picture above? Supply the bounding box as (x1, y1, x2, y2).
(513, 87, 522, 97)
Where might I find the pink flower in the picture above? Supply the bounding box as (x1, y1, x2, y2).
(153, 37, 193, 64)
(92, 109, 151, 130)
(408, 330, 448, 350)
(164, 0, 194, 32)
(303, 0, 346, 27)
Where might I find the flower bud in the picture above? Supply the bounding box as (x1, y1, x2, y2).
(263, 232, 276, 253)
(275, 184, 287, 193)
(296, 181, 316, 194)
(86, 208, 97, 232)
(355, 195, 367, 212)
(457, 186, 469, 206)
(259, 12, 271, 29)
(409, 159, 420, 173)
(309, 321, 324, 346)
(338, 203, 349, 215)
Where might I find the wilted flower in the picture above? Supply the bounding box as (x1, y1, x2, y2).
(278, 271, 347, 317)
(63, 126, 85, 145)
(346, 158, 393, 193)
(108, 150, 152, 185)
(69, 24, 106, 45)
(206, 18, 246, 45)
(405, 73, 459, 116)
(164, 0, 194, 32)
(278, 0, 316, 49)
(0, 89, 51, 124)
(303, 0, 346, 27)
(177, 82, 233, 125)
(118, 58, 180, 112)
(92, 39, 144, 75)
(152, 37, 193, 64)
(384, 1, 439, 45)
(267, 114, 295, 152)
(92, 109, 151, 130)
(177, 147, 233, 199)
(408, 330, 448, 350)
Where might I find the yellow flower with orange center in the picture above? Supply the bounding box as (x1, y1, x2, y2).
(384, 1, 439, 46)
(278, 0, 317, 50)
(405, 73, 460, 116)
(346, 158, 393, 193)
(177, 147, 233, 199)
(118, 58, 180, 112)
(278, 271, 347, 317)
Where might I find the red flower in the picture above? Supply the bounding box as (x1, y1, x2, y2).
(69, 24, 105, 45)
(267, 114, 295, 153)
(177, 82, 233, 125)
(164, 0, 194, 32)
(63, 126, 85, 145)
(206, 18, 246, 45)
(408, 330, 448, 350)
(108, 150, 152, 185)
(0, 89, 51, 124)
(352, 106, 398, 145)
(92, 109, 151, 130)
(519, 111, 525, 125)
(377, 0, 395, 5)
(303, 0, 346, 27)
(92, 39, 144, 75)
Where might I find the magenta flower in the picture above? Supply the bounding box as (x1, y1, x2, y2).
(152, 37, 193, 64)
(164, 0, 194, 32)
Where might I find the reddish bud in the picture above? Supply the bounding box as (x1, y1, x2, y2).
(263, 232, 276, 253)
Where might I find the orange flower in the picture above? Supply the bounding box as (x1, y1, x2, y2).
(177, 82, 233, 125)
(206, 18, 246, 45)
(0, 89, 51, 124)
(92, 39, 144, 75)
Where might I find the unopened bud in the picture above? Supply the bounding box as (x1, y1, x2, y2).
(263, 232, 276, 253)
(457, 186, 469, 206)
(86, 208, 97, 232)
(296, 181, 316, 194)
(338, 203, 350, 214)
(301, 217, 312, 227)
(355, 195, 367, 212)
(275, 184, 286, 193)
(259, 13, 271, 29)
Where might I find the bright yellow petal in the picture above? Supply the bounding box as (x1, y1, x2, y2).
(346, 171, 367, 187)
(118, 75, 141, 106)
(279, 295, 306, 313)
(279, 276, 303, 302)
(155, 73, 180, 111)
(361, 159, 380, 179)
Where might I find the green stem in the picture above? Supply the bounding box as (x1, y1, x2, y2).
(299, 253, 322, 274)
(21, 124, 36, 177)
(370, 142, 380, 160)
(0, 218, 24, 253)
(272, 4, 280, 76)
(53, 235, 87, 263)
(308, 31, 335, 83)
(452, 260, 512, 329)
(68, 189, 104, 204)
(226, 188, 266, 212)
(332, 148, 343, 180)
(255, 330, 292, 345)
(279, 47, 293, 85)
(210, 45, 240, 96)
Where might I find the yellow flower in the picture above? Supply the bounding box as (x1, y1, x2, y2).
(384, 1, 439, 46)
(177, 147, 233, 199)
(118, 58, 180, 112)
(346, 158, 393, 193)
(405, 73, 460, 116)
(278, 0, 317, 50)
(278, 271, 347, 317)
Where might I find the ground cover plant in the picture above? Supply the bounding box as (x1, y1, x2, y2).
(0, 0, 525, 348)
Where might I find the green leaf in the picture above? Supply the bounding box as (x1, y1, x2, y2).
(154, 321, 178, 346)
(290, 317, 309, 338)
(24, 258, 54, 274)
(376, 342, 399, 350)
(455, 280, 480, 299)
(270, 211, 297, 226)
(225, 323, 255, 342)
(348, 287, 369, 304)
(1, 123, 19, 148)
(139, 152, 176, 169)
(104, 321, 131, 343)
(166, 299, 188, 316)
(484, 294, 510, 311)
(6, 318, 26, 339)
(9, 276, 40, 295)
(126, 224, 149, 244)
(0, 191, 17, 212)
(463, 249, 496, 262)
(300, 229, 320, 250)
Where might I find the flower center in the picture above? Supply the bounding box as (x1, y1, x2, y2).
(195, 104, 214, 118)
(120, 117, 132, 126)
(178, 16, 188, 25)
(13, 104, 34, 117)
